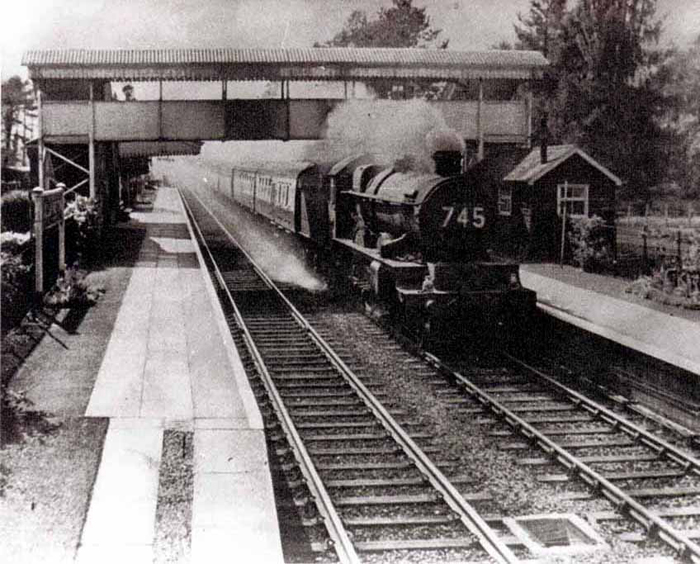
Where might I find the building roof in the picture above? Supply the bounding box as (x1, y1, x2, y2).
(504, 144, 622, 186)
(22, 48, 548, 82)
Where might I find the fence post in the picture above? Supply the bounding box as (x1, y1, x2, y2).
(32, 187, 44, 294)
(560, 199, 568, 269)
(689, 202, 694, 228)
(642, 225, 648, 274)
(677, 229, 682, 267)
(57, 183, 66, 273)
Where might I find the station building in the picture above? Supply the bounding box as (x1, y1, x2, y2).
(488, 144, 622, 262)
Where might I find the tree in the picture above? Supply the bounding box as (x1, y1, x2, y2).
(660, 34, 700, 196)
(317, 0, 447, 49)
(514, 0, 668, 194)
(315, 0, 448, 99)
(2, 76, 34, 169)
(514, 0, 567, 56)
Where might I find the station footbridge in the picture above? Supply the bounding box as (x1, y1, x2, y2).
(22, 47, 547, 219)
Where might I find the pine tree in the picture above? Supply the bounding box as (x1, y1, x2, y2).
(514, 0, 668, 194)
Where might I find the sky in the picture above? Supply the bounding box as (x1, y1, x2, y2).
(2, 0, 699, 81)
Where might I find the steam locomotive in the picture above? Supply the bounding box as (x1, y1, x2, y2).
(204, 149, 535, 338)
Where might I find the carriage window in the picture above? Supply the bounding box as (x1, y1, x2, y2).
(498, 185, 512, 216)
(557, 183, 588, 217)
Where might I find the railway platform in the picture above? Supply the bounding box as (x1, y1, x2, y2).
(521, 263, 700, 376)
(4, 186, 283, 564)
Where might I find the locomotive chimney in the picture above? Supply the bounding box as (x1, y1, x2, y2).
(432, 151, 463, 177)
(426, 129, 465, 176)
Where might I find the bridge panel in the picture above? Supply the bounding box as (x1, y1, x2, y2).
(288, 100, 337, 140)
(95, 101, 160, 141)
(225, 100, 287, 140)
(161, 102, 225, 140)
(41, 99, 529, 144)
(483, 102, 528, 141)
(43, 102, 90, 139)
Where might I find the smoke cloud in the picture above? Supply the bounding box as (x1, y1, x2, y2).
(307, 98, 462, 173)
(151, 157, 327, 292)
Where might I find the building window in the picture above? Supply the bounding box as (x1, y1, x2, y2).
(557, 183, 588, 217)
(498, 185, 512, 216)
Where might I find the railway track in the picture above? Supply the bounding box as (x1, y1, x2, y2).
(180, 187, 521, 563)
(181, 185, 700, 562)
(419, 352, 700, 562)
(308, 310, 700, 562)
(522, 319, 700, 435)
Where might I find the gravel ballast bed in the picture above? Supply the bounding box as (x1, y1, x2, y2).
(153, 429, 194, 564)
(195, 186, 685, 562)
(307, 312, 683, 562)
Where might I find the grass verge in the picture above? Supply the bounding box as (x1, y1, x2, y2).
(0, 417, 108, 564)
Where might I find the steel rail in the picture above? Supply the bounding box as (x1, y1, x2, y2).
(422, 351, 700, 564)
(184, 189, 520, 564)
(180, 189, 361, 564)
(192, 196, 520, 564)
(503, 352, 700, 477)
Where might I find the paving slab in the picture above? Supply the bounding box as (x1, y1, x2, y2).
(141, 351, 193, 419)
(192, 468, 284, 564)
(78, 186, 280, 563)
(194, 429, 269, 474)
(77, 421, 163, 562)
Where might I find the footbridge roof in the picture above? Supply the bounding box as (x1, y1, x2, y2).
(23, 48, 548, 82)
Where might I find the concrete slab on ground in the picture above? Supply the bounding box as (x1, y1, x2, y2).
(78, 186, 281, 563)
(76, 420, 163, 563)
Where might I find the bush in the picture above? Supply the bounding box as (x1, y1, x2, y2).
(1, 231, 30, 254)
(65, 197, 100, 263)
(1, 248, 33, 333)
(569, 215, 614, 272)
(43, 267, 106, 308)
(625, 236, 700, 309)
(1, 190, 32, 234)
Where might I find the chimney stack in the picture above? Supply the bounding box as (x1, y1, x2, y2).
(540, 115, 548, 164)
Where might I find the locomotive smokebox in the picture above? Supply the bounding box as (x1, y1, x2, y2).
(426, 129, 465, 177)
(432, 151, 463, 177)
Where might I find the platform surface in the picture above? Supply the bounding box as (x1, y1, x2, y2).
(76, 186, 283, 564)
(521, 264, 700, 376)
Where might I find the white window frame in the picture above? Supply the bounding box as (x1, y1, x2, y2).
(557, 183, 589, 218)
(498, 185, 513, 216)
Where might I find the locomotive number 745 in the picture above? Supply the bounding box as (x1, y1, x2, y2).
(441, 206, 486, 229)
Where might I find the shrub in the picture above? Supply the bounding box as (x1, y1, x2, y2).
(1, 248, 33, 333)
(43, 267, 105, 308)
(65, 197, 100, 263)
(569, 215, 614, 272)
(625, 236, 700, 310)
(0, 231, 30, 254)
(1, 190, 32, 234)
